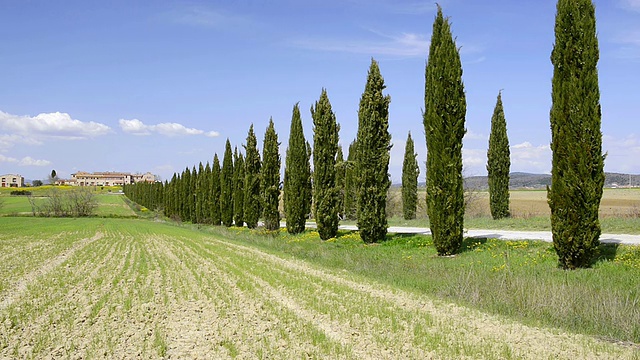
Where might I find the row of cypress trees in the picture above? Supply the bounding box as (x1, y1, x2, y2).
(125, 60, 392, 243)
(126, 0, 604, 268)
(420, 1, 604, 268)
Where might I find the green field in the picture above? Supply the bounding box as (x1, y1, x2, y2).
(0, 217, 638, 359)
(383, 188, 640, 234)
(0, 192, 135, 217)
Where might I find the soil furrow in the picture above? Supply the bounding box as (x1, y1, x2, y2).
(0, 231, 104, 312)
(215, 238, 637, 359)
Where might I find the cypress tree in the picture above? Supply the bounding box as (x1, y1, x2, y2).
(284, 103, 311, 234)
(402, 132, 419, 220)
(233, 148, 245, 227)
(190, 165, 197, 222)
(181, 167, 192, 222)
(424, 6, 466, 256)
(311, 89, 340, 240)
(195, 162, 205, 223)
(356, 59, 391, 243)
(221, 139, 234, 227)
(335, 145, 345, 220)
(176, 173, 184, 221)
(487, 91, 511, 220)
(210, 154, 222, 226)
(304, 141, 313, 219)
(168, 174, 179, 220)
(202, 162, 212, 224)
(548, 0, 604, 269)
(244, 124, 262, 229)
(262, 118, 281, 231)
(344, 140, 358, 220)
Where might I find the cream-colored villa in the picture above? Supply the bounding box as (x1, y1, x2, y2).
(1, 174, 25, 188)
(65, 171, 157, 187)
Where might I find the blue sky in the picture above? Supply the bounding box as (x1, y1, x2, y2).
(0, 0, 638, 183)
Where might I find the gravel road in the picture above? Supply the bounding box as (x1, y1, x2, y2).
(332, 225, 640, 245)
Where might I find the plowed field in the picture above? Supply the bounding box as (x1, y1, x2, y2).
(0, 218, 637, 359)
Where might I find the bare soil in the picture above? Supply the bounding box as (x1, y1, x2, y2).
(0, 223, 637, 359)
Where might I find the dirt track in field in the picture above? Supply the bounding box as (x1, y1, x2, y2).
(0, 223, 638, 359)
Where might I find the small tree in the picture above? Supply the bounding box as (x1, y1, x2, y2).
(424, 6, 466, 256)
(356, 59, 391, 243)
(262, 119, 281, 231)
(221, 139, 234, 227)
(402, 132, 419, 220)
(244, 124, 262, 228)
(48, 169, 58, 185)
(312, 89, 340, 240)
(548, 0, 604, 269)
(487, 91, 511, 220)
(32, 180, 43, 187)
(284, 103, 311, 234)
(233, 148, 245, 227)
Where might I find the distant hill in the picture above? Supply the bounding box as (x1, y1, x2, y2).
(458, 172, 640, 190)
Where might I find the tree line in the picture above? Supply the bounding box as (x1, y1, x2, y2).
(125, 0, 604, 269)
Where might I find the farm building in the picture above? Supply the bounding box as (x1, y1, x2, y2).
(64, 171, 157, 187)
(0, 174, 24, 188)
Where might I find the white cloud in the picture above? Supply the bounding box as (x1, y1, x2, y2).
(0, 111, 111, 139)
(118, 118, 150, 135)
(19, 156, 51, 167)
(0, 154, 49, 167)
(510, 142, 551, 173)
(603, 133, 640, 173)
(291, 31, 430, 57)
(119, 119, 220, 137)
(0, 154, 17, 163)
(464, 130, 487, 141)
(0, 134, 43, 151)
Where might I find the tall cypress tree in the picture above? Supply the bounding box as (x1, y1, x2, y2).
(195, 162, 205, 223)
(312, 89, 340, 240)
(344, 140, 358, 220)
(402, 132, 419, 220)
(356, 59, 391, 243)
(335, 145, 345, 220)
(221, 139, 234, 227)
(244, 124, 262, 229)
(233, 148, 245, 227)
(190, 165, 197, 222)
(487, 91, 511, 220)
(181, 167, 192, 222)
(284, 103, 311, 234)
(210, 154, 222, 226)
(424, 6, 466, 256)
(304, 141, 313, 219)
(262, 118, 281, 231)
(548, 0, 604, 269)
(202, 162, 212, 224)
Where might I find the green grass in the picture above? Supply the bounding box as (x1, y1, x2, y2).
(211, 225, 640, 344)
(0, 192, 136, 218)
(0, 196, 35, 214)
